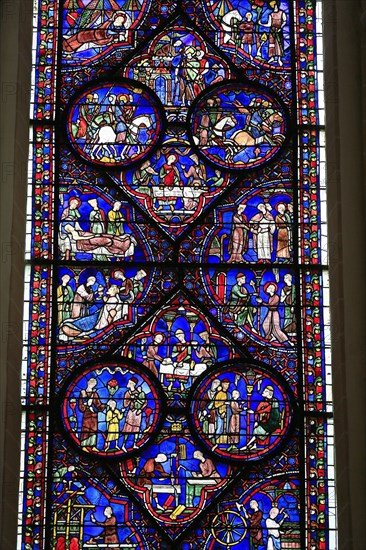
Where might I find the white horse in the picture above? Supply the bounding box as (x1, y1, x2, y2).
(222, 10, 243, 45)
(92, 114, 154, 161)
(127, 114, 153, 142)
(212, 114, 237, 139)
(92, 125, 118, 160)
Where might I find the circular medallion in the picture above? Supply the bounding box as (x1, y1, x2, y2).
(61, 362, 165, 458)
(188, 363, 293, 461)
(66, 81, 164, 168)
(188, 82, 288, 171)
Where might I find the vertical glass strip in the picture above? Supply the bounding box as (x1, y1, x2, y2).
(20, 1, 58, 548)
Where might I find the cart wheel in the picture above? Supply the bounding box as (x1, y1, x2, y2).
(211, 510, 247, 547)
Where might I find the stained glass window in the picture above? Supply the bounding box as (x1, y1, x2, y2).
(20, 1, 336, 548)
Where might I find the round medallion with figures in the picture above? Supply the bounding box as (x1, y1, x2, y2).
(60, 361, 165, 458)
(188, 82, 288, 171)
(188, 362, 294, 462)
(66, 80, 165, 168)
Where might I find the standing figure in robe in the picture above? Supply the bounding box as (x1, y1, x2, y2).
(214, 379, 230, 444)
(104, 399, 124, 451)
(239, 499, 264, 548)
(78, 377, 106, 451)
(280, 273, 296, 334)
(57, 274, 74, 324)
(157, 153, 181, 212)
(261, 1, 287, 66)
(228, 389, 244, 448)
(257, 282, 291, 344)
(112, 269, 134, 320)
(250, 203, 276, 262)
(121, 377, 146, 451)
(88, 198, 106, 234)
(275, 202, 292, 259)
(240, 12, 255, 58)
(227, 203, 249, 263)
(107, 200, 124, 236)
(142, 333, 165, 378)
(182, 48, 200, 104)
(88, 198, 107, 260)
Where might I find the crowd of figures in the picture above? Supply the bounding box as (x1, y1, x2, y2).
(224, 271, 296, 345)
(57, 268, 146, 340)
(127, 151, 225, 215)
(59, 196, 137, 260)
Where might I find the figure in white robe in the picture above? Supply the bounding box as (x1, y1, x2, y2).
(250, 203, 276, 261)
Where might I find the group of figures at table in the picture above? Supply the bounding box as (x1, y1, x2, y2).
(128, 152, 224, 215)
(57, 268, 146, 340)
(139, 328, 217, 393)
(59, 196, 138, 261)
(225, 201, 293, 263)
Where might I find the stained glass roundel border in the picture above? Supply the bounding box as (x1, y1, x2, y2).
(187, 81, 289, 171)
(65, 79, 166, 169)
(187, 361, 295, 462)
(59, 360, 166, 459)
